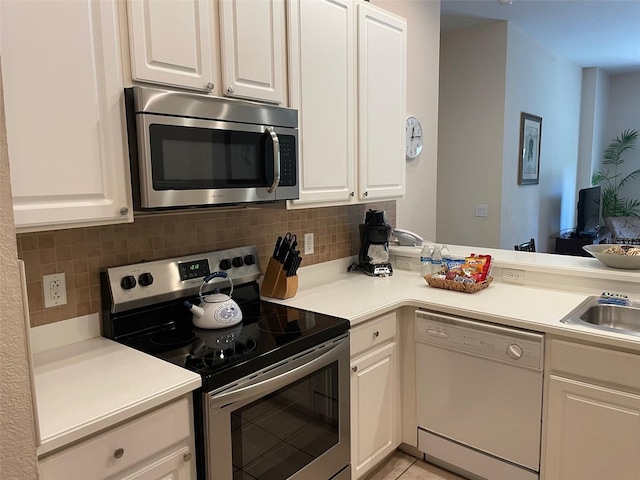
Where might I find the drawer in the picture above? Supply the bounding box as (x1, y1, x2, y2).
(549, 339, 640, 391)
(38, 397, 191, 480)
(351, 312, 397, 357)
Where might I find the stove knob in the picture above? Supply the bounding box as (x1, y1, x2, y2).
(232, 256, 244, 268)
(219, 259, 232, 270)
(138, 272, 154, 287)
(244, 254, 256, 265)
(120, 275, 137, 290)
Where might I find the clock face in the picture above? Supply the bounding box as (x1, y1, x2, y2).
(405, 116, 423, 159)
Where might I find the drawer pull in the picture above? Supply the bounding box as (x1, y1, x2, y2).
(113, 448, 124, 459)
(352, 366, 358, 372)
(373, 331, 380, 338)
(183, 452, 192, 462)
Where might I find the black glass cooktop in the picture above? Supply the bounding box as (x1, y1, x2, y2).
(114, 283, 350, 392)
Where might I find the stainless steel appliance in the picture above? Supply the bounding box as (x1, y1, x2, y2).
(356, 209, 393, 276)
(101, 246, 350, 480)
(415, 310, 544, 480)
(124, 86, 299, 210)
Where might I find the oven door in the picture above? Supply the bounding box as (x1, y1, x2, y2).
(204, 335, 350, 480)
(136, 114, 298, 209)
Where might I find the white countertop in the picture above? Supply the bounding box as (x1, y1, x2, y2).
(390, 243, 640, 284)
(265, 249, 640, 352)
(32, 244, 640, 456)
(33, 334, 201, 456)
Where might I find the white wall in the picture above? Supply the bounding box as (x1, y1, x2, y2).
(438, 21, 583, 252)
(437, 22, 507, 248)
(578, 68, 609, 191)
(602, 71, 640, 208)
(372, 0, 440, 241)
(501, 23, 582, 252)
(0, 63, 39, 478)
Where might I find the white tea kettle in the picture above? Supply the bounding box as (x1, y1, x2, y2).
(183, 272, 243, 329)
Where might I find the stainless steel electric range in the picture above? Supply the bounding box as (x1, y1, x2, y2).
(101, 245, 351, 480)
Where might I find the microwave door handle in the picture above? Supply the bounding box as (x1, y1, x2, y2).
(266, 127, 280, 193)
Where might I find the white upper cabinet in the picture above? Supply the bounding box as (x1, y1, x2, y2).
(1, 0, 133, 232)
(288, 0, 356, 205)
(288, 0, 406, 207)
(219, 0, 286, 104)
(127, 0, 217, 93)
(126, 0, 286, 104)
(357, 3, 406, 200)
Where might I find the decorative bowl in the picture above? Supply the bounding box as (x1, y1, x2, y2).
(582, 244, 640, 270)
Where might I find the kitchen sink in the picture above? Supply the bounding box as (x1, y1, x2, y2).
(561, 296, 640, 335)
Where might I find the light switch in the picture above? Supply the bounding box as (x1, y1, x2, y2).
(475, 204, 488, 217)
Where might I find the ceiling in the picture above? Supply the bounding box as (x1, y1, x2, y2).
(440, 0, 640, 74)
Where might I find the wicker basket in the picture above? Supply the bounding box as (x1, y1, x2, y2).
(424, 275, 493, 293)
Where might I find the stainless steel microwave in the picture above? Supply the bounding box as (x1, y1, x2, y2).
(124, 86, 299, 210)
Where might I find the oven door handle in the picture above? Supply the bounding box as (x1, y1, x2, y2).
(208, 336, 348, 410)
(266, 127, 280, 193)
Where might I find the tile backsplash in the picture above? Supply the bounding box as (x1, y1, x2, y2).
(18, 202, 395, 326)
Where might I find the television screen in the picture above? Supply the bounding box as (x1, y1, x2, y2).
(576, 186, 601, 236)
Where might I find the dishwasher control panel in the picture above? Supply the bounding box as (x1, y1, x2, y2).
(415, 310, 544, 370)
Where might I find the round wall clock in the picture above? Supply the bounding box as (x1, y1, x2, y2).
(405, 116, 423, 159)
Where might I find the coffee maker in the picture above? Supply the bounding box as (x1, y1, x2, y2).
(358, 209, 393, 276)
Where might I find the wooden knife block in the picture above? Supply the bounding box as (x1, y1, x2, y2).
(261, 257, 298, 300)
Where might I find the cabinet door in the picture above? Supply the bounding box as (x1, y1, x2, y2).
(544, 375, 640, 480)
(1, 0, 133, 231)
(350, 341, 399, 480)
(357, 3, 406, 200)
(288, 0, 356, 205)
(109, 445, 192, 480)
(127, 0, 217, 93)
(219, 0, 285, 104)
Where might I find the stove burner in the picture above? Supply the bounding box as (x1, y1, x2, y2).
(257, 304, 317, 334)
(150, 329, 198, 348)
(187, 335, 257, 369)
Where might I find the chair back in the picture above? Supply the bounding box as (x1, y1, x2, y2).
(514, 238, 536, 252)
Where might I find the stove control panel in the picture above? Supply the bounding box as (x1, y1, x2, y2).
(105, 245, 262, 314)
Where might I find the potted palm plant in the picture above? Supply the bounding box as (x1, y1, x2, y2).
(592, 128, 640, 218)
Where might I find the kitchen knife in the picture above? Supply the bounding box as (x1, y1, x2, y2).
(276, 234, 290, 263)
(273, 236, 282, 259)
(284, 253, 294, 276)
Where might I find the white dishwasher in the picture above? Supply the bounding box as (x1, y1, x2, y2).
(415, 310, 544, 480)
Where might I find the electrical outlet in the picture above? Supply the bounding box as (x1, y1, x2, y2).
(395, 257, 411, 270)
(43, 273, 67, 308)
(304, 233, 314, 255)
(502, 268, 525, 285)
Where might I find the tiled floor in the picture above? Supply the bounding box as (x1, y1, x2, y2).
(364, 451, 467, 480)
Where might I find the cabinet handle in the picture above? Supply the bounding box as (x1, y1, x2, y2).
(119, 207, 129, 216)
(206, 82, 214, 91)
(227, 86, 234, 94)
(114, 448, 124, 459)
(350, 191, 355, 197)
(183, 452, 192, 462)
(373, 330, 380, 338)
(352, 366, 358, 372)
(364, 191, 368, 197)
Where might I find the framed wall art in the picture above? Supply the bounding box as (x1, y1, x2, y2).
(518, 112, 542, 185)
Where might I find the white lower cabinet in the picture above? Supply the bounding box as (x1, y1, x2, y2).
(350, 312, 400, 480)
(543, 338, 640, 480)
(545, 376, 640, 480)
(38, 397, 195, 480)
